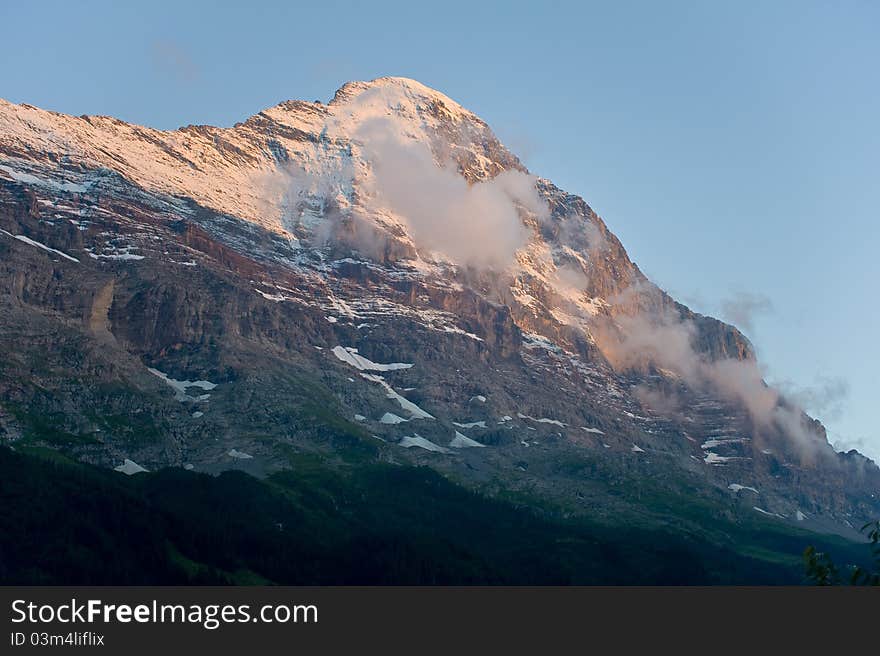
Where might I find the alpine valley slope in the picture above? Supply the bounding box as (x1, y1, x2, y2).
(0, 76, 877, 551)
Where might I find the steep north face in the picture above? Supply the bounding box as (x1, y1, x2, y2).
(0, 77, 877, 542)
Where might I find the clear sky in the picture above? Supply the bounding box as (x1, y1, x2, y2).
(2, 1, 877, 458)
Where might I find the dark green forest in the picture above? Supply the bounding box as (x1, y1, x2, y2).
(0, 445, 868, 585)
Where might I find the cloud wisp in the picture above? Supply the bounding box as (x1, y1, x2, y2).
(353, 116, 545, 269)
(719, 291, 773, 337)
(151, 39, 199, 83)
(256, 82, 549, 270)
(594, 294, 836, 458)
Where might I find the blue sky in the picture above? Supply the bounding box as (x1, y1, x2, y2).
(2, 1, 878, 458)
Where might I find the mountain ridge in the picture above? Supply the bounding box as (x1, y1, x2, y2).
(0, 76, 755, 361)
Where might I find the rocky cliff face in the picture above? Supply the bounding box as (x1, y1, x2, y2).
(1, 77, 877, 538)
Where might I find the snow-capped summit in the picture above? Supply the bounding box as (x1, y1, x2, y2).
(0, 77, 519, 233)
(0, 78, 628, 338)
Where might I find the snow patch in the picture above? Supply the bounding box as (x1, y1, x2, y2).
(443, 326, 483, 341)
(704, 452, 733, 465)
(1, 229, 79, 262)
(227, 449, 253, 459)
(453, 421, 487, 429)
(449, 431, 486, 449)
(379, 412, 408, 424)
(701, 437, 747, 450)
(255, 289, 285, 302)
(517, 413, 566, 427)
(88, 250, 144, 261)
(0, 164, 92, 193)
(114, 459, 147, 475)
(147, 367, 217, 402)
(398, 434, 450, 453)
(361, 373, 433, 419)
(728, 483, 758, 494)
(331, 346, 413, 371)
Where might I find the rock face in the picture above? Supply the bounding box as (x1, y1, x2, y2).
(1, 77, 877, 538)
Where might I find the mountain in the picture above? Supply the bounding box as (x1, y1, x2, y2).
(0, 77, 877, 578)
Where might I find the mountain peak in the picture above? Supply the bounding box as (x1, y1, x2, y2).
(262, 76, 479, 133)
(329, 76, 469, 112)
